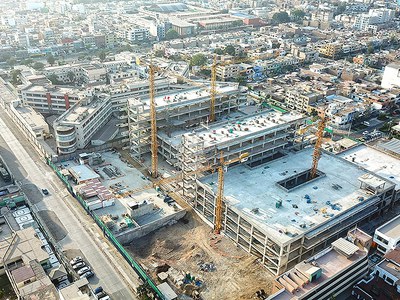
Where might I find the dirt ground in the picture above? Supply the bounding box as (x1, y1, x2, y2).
(127, 212, 273, 300)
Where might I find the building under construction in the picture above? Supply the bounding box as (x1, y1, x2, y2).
(191, 148, 396, 275)
(128, 82, 247, 160)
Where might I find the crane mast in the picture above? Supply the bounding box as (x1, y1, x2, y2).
(310, 114, 328, 179)
(149, 64, 158, 178)
(209, 56, 217, 123)
(214, 154, 225, 234)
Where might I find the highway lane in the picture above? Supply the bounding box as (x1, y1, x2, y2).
(0, 110, 139, 299)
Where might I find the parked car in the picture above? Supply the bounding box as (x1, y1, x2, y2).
(80, 270, 94, 279)
(42, 188, 49, 195)
(95, 291, 107, 299)
(98, 296, 110, 300)
(363, 131, 369, 135)
(70, 257, 83, 265)
(94, 286, 103, 294)
(72, 262, 86, 270)
(77, 266, 91, 275)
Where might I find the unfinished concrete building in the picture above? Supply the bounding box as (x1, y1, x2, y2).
(159, 109, 305, 168)
(128, 82, 247, 160)
(190, 149, 396, 275)
(166, 110, 306, 198)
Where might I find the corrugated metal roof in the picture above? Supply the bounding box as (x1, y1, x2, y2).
(332, 238, 359, 257)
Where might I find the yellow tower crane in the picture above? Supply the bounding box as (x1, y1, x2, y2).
(214, 152, 249, 234)
(209, 56, 217, 123)
(149, 63, 158, 178)
(310, 112, 329, 179)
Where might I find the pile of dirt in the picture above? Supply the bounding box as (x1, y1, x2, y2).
(127, 213, 273, 299)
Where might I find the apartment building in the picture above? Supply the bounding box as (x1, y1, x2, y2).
(126, 27, 150, 42)
(53, 94, 113, 154)
(267, 238, 369, 299)
(81, 64, 107, 84)
(216, 64, 240, 81)
(284, 88, 324, 113)
(43, 64, 84, 83)
(19, 84, 83, 114)
(354, 8, 395, 31)
(318, 42, 342, 59)
(352, 247, 400, 300)
(43, 63, 106, 84)
(374, 215, 400, 255)
(192, 149, 396, 275)
(324, 94, 365, 129)
(382, 63, 400, 89)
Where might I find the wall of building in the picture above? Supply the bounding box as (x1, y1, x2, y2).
(115, 210, 186, 245)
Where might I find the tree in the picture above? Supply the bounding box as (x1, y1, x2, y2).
(291, 9, 306, 21)
(190, 53, 207, 67)
(334, 3, 347, 16)
(98, 51, 106, 62)
(232, 20, 243, 27)
(117, 44, 133, 53)
(155, 50, 164, 58)
(67, 71, 75, 82)
(235, 75, 247, 85)
(48, 74, 59, 85)
(21, 58, 33, 66)
(165, 29, 179, 40)
(47, 54, 55, 66)
(367, 42, 375, 54)
(224, 45, 236, 56)
(6, 58, 16, 68)
(32, 62, 45, 70)
(214, 48, 224, 55)
(10, 69, 21, 86)
(272, 12, 290, 24)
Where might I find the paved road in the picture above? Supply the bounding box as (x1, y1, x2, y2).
(0, 110, 139, 299)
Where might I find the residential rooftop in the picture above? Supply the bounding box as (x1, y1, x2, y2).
(269, 239, 367, 299)
(376, 214, 400, 240)
(199, 149, 394, 244)
(339, 144, 400, 188)
(56, 94, 110, 124)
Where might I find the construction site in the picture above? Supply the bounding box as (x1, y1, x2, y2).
(98, 62, 393, 298)
(46, 59, 400, 299)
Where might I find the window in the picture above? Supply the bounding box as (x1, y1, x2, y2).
(386, 277, 394, 285)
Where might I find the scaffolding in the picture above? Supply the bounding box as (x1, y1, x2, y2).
(180, 134, 208, 202)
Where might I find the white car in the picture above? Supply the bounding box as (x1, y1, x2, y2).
(72, 262, 85, 270)
(70, 256, 83, 265)
(77, 266, 91, 275)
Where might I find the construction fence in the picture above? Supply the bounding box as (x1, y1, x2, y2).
(47, 159, 164, 300)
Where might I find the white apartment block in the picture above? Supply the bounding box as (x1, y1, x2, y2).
(216, 64, 240, 81)
(43, 64, 83, 83)
(19, 84, 83, 114)
(53, 94, 113, 154)
(374, 215, 400, 255)
(43, 63, 106, 84)
(382, 63, 400, 89)
(354, 8, 395, 31)
(126, 27, 150, 42)
(325, 94, 365, 129)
